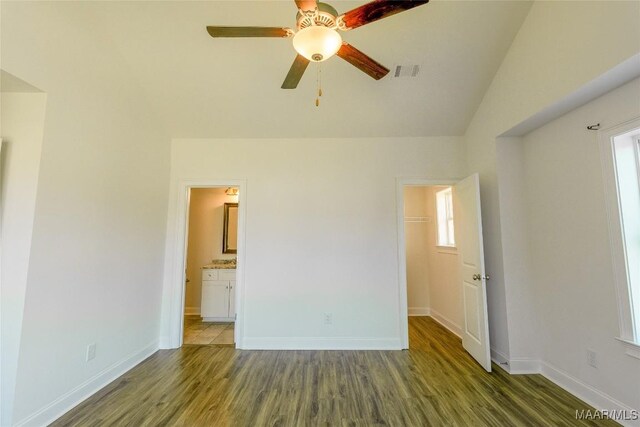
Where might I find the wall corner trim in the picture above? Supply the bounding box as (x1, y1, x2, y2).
(15, 341, 158, 427)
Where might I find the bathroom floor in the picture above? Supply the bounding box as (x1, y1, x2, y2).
(183, 315, 234, 346)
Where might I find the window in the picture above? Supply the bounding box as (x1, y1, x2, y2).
(601, 120, 640, 354)
(613, 132, 640, 343)
(436, 187, 455, 247)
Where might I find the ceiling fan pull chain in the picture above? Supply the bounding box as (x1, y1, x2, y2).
(319, 63, 322, 97)
(315, 63, 322, 107)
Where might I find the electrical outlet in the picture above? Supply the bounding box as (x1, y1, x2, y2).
(86, 343, 96, 362)
(587, 349, 597, 368)
(323, 313, 333, 325)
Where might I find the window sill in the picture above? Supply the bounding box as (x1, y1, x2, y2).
(436, 246, 457, 254)
(616, 337, 640, 360)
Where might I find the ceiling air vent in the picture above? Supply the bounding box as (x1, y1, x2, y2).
(393, 64, 420, 78)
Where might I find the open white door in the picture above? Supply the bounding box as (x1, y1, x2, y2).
(454, 174, 492, 372)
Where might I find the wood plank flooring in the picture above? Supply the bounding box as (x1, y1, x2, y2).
(52, 317, 616, 426)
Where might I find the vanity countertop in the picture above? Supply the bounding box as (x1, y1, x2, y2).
(202, 260, 236, 270)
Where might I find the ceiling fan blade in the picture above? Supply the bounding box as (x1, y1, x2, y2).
(206, 26, 293, 38)
(295, 0, 318, 12)
(281, 55, 310, 89)
(336, 43, 389, 80)
(338, 0, 429, 31)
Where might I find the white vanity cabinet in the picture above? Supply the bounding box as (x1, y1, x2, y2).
(201, 269, 236, 321)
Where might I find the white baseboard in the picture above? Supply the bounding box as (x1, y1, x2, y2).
(15, 340, 158, 427)
(202, 317, 234, 322)
(184, 306, 201, 316)
(408, 307, 430, 316)
(241, 337, 401, 350)
(540, 361, 639, 427)
(428, 309, 462, 338)
(159, 335, 175, 349)
(489, 352, 638, 426)
(490, 347, 541, 375)
(508, 357, 541, 374)
(490, 347, 512, 372)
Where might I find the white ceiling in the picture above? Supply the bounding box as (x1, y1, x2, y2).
(89, 1, 532, 138)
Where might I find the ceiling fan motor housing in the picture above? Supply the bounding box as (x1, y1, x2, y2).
(296, 2, 339, 30)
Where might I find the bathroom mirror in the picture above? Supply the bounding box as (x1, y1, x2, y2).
(222, 203, 238, 254)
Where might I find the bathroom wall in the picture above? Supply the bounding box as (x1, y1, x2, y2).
(185, 187, 238, 315)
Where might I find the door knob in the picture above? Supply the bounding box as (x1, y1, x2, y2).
(472, 274, 480, 281)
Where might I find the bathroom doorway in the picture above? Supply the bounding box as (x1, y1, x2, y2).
(182, 187, 239, 346)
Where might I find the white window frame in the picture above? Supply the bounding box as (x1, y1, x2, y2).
(435, 187, 456, 248)
(599, 117, 640, 359)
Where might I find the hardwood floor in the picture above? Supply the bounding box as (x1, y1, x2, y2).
(53, 317, 615, 426)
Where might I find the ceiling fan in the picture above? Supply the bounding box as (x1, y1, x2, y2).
(206, 0, 429, 89)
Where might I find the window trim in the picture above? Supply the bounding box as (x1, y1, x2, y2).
(599, 117, 640, 358)
(435, 187, 456, 248)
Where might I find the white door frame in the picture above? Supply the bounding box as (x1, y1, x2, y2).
(171, 179, 247, 348)
(396, 177, 458, 349)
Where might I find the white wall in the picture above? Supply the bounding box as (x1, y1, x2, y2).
(495, 136, 540, 363)
(185, 187, 237, 314)
(161, 137, 466, 348)
(404, 187, 431, 316)
(0, 89, 46, 427)
(464, 0, 640, 363)
(424, 186, 462, 335)
(2, 3, 171, 425)
(520, 78, 640, 414)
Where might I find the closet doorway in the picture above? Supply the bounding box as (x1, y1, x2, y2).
(397, 176, 492, 371)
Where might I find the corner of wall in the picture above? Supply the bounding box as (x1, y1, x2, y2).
(14, 341, 158, 427)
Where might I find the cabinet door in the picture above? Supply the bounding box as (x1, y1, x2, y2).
(201, 281, 230, 318)
(228, 280, 236, 319)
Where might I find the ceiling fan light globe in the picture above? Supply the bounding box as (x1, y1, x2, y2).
(292, 26, 342, 62)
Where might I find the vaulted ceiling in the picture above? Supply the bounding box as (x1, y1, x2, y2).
(13, 1, 533, 138)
